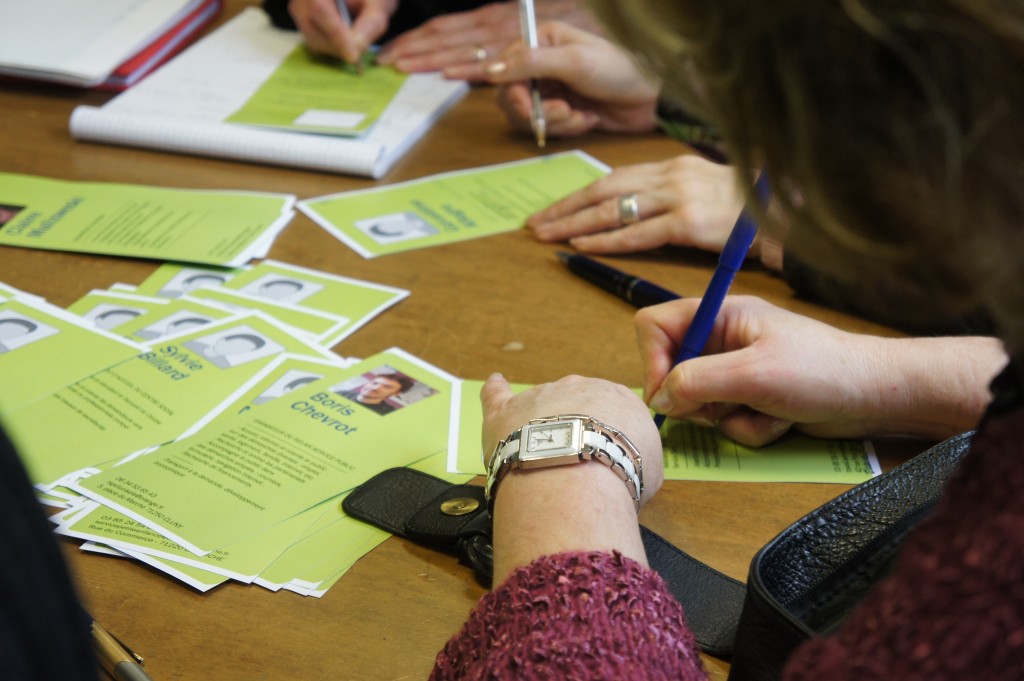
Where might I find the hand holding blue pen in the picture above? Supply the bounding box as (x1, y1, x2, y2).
(652, 173, 770, 429)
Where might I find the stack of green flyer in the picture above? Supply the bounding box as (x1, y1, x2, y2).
(0, 259, 464, 595)
(0, 173, 296, 267)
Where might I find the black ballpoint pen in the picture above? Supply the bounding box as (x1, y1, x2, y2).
(557, 251, 681, 308)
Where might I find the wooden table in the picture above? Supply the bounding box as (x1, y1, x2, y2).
(0, 4, 917, 679)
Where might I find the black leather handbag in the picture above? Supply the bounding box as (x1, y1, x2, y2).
(342, 431, 973, 680)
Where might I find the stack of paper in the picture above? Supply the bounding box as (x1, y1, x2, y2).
(69, 7, 469, 178)
(1, 262, 472, 595)
(0, 0, 222, 89)
(0, 172, 295, 267)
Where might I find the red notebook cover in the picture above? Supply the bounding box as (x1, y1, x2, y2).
(97, 0, 224, 91)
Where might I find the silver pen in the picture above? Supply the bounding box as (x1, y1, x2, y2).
(518, 0, 546, 148)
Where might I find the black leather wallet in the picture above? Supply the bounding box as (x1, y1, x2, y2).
(342, 467, 745, 657)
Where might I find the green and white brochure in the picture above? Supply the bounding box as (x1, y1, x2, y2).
(226, 45, 407, 136)
(0, 173, 295, 266)
(5, 312, 336, 488)
(0, 296, 143, 414)
(299, 151, 610, 257)
(72, 348, 457, 555)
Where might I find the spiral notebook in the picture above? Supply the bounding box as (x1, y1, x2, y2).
(68, 7, 468, 179)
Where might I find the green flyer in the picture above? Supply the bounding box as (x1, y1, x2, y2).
(226, 45, 407, 136)
(68, 290, 236, 340)
(256, 449, 470, 596)
(68, 290, 174, 332)
(138, 261, 408, 345)
(176, 353, 359, 439)
(186, 287, 349, 346)
(0, 296, 143, 414)
(5, 312, 336, 488)
(73, 349, 457, 555)
(299, 151, 610, 257)
(57, 496, 335, 587)
(660, 421, 880, 483)
(449, 379, 880, 484)
(79, 539, 230, 593)
(0, 173, 295, 266)
(221, 260, 409, 343)
(134, 263, 246, 298)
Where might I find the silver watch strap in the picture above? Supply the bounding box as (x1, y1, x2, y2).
(582, 429, 641, 503)
(485, 415, 643, 515)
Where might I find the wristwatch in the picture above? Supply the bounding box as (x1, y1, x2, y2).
(484, 414, 644, 515)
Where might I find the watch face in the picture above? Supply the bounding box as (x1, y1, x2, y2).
(527, 422, 575, 452)
(518, 420, 582, 469)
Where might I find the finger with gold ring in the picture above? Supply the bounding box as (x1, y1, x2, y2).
(618, 193, 640, 226)
(474, 45, 488, 61)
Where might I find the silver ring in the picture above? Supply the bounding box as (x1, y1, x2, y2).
(473, 45, 488, 61)
(618, 193, 640, 226)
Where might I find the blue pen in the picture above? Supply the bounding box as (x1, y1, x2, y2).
(653, 172, 771, 429)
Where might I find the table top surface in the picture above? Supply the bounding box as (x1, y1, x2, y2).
(0, 4, 917, 679)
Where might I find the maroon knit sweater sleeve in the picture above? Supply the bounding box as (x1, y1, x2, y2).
(430, 551, 708, 681)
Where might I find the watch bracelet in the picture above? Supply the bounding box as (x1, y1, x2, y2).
(484, 414, 644, 515)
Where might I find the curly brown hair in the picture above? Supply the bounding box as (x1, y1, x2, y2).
(589, 0, 1024, 354)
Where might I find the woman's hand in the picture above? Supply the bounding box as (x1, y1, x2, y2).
(636, 296, 1004, 446)
(481, 372, 663, 506)
(288, 0, 397, 64)
(481, 373, 664, 583)
(376, 0, 600, 74)
(448, 21, 659, 137)
(528, 155, 745, 253)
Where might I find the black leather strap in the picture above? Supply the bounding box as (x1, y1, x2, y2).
(342, 467, 745, 656)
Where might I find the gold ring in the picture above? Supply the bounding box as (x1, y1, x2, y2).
(619, 193, 640, 226)
(473, 45, 488, 61)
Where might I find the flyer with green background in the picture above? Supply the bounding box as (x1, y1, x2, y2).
(255, 449, 469, 596)
(449, 379, 880, 484)
(138, 261, 408, 345)
(221, 260, 409, 342)
(68, 290, 236, 341)
(73, 349, 457, 555)
(299, 151, 610, 257)
(0, 173, 295, 266)
(226, 45, 407, 136)
(0, 281, 43, 302)
(175, 353, 359, 443)
(0, 296, 143, 414)
(5, 312, 336, 488)
(133, 263, 246, 298)
(58, 495, 336, 585)
(67, 290, 173, 332)
(186, 287, 349, 346)
(78, 539, 230, 593)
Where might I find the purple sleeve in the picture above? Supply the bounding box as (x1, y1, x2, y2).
(431, 551, 708, 681)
